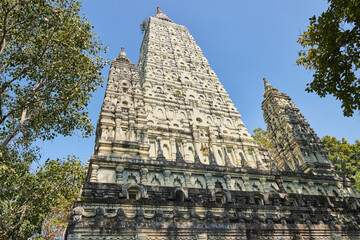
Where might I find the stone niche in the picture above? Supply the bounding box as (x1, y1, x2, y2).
(97, 168, 116, 183)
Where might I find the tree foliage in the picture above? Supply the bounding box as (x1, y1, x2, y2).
(140, 18, 149, 35)
(0, 149, 86, 239)
(321, 135, 360, 188)
(297, 0, 360, 117)
(0, 0, 107, 148)
(0, 0, 106, 238)
(252, 128, 271, 149)
(36, 198, 76, 240)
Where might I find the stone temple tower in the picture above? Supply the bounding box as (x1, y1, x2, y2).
(261, 78, 333, 174)
(65, 8, 360, 239)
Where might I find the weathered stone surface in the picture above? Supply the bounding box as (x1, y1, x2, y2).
(262, 78, 333, 175)
(65, 7, 360, 240)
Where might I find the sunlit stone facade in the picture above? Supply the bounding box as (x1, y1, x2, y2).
(262, 78, 333, 175)
(65, 8, 360, 240)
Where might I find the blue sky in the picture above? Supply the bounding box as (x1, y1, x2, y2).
(37, 0, 360, 163)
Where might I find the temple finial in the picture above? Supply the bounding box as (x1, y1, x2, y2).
(119, 46, 126, 58)
(263, 77, 272, 91)
(263, 77, 269, 85)
(154, 6, 173, 22)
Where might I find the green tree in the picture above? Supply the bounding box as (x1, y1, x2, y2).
(0, 0, 107, 148)
(0, 0, 106, 238)
(140, 18, 149, 34)
(252, 128, 271, 149)
(0, 150, 86, 239)
(297, 0, 360, 117)
(37, 197, 78, 240)
(321, 135, 360, 189)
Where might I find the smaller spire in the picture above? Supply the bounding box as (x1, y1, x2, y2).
(263, 77, 272, 91)
(119, 46, 126, 58)
(157, 6, 162, 14)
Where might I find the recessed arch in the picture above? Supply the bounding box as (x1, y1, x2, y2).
(174, 189, 185, 202)
(127, 186, 141, 200)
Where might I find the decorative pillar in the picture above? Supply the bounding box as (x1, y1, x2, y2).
(233, 149, 240, 166)
(143, 126, 149, 144)
(109, 126, 115, 140)
(121, 127, 128, 141)
(224, 174, 232, 190)
(221, 144, 227, 166)
(243, 147, 252, 167)
(164, 170, 171, 186)
(100, 126, 107, 140)
(254, 150, 265, 170)
(212, 144, 221, 165)
(185, 172, 191, 187)
(205, 173, 214, 189)
(141, 168, 149, 184)
(242, 176, 250, 191)
(170, 139, 176, 160)
(115, 166, 124, 184)
(194, 141, 202, 161)
(90, 164, 99, 182)
(260, 177, 269, 192)
(182, 140, 189, 160)
(129, 120, 135, 141)
(115, 119, 122, 141)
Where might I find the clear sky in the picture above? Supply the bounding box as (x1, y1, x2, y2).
(37, 0, 360, 163)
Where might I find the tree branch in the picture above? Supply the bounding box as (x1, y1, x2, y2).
(0, 1, 20, 56)
(0, 9, 9, 56)
(0, 63, 8, 73)
(0, 95, 45, 125)
(0, 91, 76, 145)
(0, 66, 31, 95)
(0, 22, 58, 95)
(1, 108, 27, 148)
(0, 37, 6, 56)
(0, 205, 27, 239)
